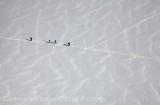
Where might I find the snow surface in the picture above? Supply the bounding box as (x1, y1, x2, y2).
(0, 0, 160, 105)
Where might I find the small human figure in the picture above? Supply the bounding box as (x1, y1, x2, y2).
(45, 40, 51, 43)
(52, 40, 57, 44)
(63, 42, 70, 46)
(26, 37, 32, 41)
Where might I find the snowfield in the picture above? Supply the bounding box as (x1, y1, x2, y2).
(0, 0, 160, 105)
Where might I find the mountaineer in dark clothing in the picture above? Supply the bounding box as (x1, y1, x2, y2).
(26, 37, 32, 41)
(63, 42, 70, 46)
